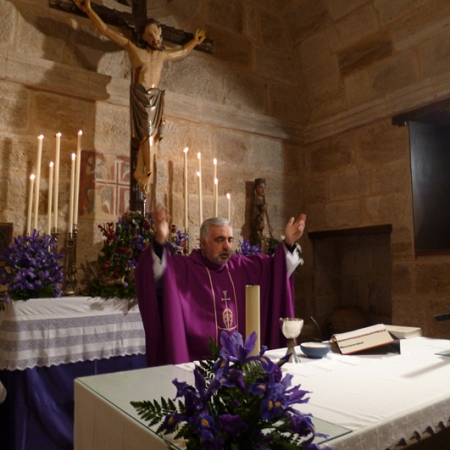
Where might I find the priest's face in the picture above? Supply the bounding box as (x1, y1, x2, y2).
(201, 225, 234, 265)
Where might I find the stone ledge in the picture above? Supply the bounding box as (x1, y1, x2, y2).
(0, 50, 305, 144)
(4, 50, 450, 145)
(304, 73, 450, 143)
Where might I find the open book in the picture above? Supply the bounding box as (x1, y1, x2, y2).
(384, 325, 422, 339)
(332, 324, 397, 355)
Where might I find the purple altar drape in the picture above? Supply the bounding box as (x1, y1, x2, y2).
(0, 355, 146, 450)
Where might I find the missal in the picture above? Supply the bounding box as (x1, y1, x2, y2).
(332, 324, 396, 355)
(384, 325, 422, 339)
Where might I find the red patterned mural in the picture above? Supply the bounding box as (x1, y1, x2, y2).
(79, 150, 130, 220)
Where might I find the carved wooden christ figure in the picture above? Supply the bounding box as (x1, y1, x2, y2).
(73, 0, 206, 198)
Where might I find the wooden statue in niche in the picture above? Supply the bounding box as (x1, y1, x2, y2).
(250, 178, 273, 252)
(73, 0, 206, 206)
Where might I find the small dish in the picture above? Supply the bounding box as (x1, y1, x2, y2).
(300, 342, 331, 359)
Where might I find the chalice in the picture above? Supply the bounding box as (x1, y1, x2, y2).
(279, 318, 304, 364)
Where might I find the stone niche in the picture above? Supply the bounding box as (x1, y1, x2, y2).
(309, 225, 392, 339)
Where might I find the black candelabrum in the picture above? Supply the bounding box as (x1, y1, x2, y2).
(64, 226, 78, 295)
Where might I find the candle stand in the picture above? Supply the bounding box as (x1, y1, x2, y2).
(64, 228, 78, 295)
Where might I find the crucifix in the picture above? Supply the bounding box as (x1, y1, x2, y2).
(49, 0, 214, 214)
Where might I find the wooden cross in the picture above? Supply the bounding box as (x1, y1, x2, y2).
(49, 0, 214, 213)
(49, 0, 214, 53)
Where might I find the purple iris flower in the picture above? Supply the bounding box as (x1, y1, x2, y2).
(160, 413, 183, 432)
(212, 357, 229, 377)
(261, 392, 286, 420)
(219, 331, 259, 365)
(194, 414, 217, 440)
(182, 386, 204, 416)
(193, 366, 221, 401)
(236, 238, 262, 255)
(221, 368, 246, 390)
(249, 381, 268, 396)
(259, 354, 276, 373)
(173, 378, 195, 398)
(289, 411, 315, 437)
(0, 231, 64, 300)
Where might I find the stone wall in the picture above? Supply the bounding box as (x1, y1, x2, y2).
(0, 0, 304, 293)
(286, 0, 450, 338)
(2, 0, 450, 338)
(298, 116, 450, 339)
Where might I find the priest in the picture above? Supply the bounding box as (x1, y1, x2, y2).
(135, 203, 306, 367)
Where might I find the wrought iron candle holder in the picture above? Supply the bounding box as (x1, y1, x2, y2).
(64, 227, 78, 295)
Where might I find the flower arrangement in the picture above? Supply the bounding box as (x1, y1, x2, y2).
(235, 238, 262, 256)
(88, 212, 189, 299)
(169, 224, 189, 255)
(131, 331, 330, 450)
(0, 230, 64, 302)
(88, 211, 155, 299)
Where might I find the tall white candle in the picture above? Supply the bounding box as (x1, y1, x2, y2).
(54, 133, 61, 233)
(197, 152, 203, 225)
(213, 158, 217, 215)
(196, 171, 203, 226)
(74, 130, 82, 228)
(47, 162, 54, 235)
(33, 135, 44, 231)
(184, 147, 189, 230)
(226, 193, 231, 222)
(246, 285, 261, 356)
(68, 153, 76, 234)
(26, 174, 35, 235)
(214, 178, 218, 217)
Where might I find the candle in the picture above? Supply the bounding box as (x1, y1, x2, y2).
(54, 133, 61, 233)
(184, 147, 189, 230)
(226, 193, 231, 221)
(197, 152, 203, 225)
(26, 174, 35, 235)
(213, 158, 217, 214)
(196, 171, 203, 226)
(33, 135, 44, 231)
(47, 162, 54, 235)
(68, 153, 76, 235)
(74, 130, 82, 228)
(214, 178, 218, 217)
(245, 285, 261, 356)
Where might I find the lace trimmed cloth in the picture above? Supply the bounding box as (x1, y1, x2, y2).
(0, 297, 145, 371)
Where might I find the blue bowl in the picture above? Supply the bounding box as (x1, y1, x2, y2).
(300, 342, 330, 359)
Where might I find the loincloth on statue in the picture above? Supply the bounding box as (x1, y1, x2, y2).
(130, 84, 165, 148)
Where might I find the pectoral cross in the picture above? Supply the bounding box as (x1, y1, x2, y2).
(219, 290, 236, 332)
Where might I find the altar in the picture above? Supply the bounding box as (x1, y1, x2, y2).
(74, 337, 450, 450)
(0, 296, 146, 450)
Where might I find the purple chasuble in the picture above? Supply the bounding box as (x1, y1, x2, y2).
(135, 245, 295, 367)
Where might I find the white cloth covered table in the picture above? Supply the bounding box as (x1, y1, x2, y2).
(74, 337, 450, 450)
(0, 296, 145, 370)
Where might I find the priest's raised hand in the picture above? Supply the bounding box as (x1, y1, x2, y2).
(135, 206, 306, 367)
(284, 213, 307, 246)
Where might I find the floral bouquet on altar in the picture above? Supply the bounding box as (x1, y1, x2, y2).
(0, 230, 64, 302)
(88, 211, 189, 299)
(88, 211, 155, 299)
(131, 332, 330, 450)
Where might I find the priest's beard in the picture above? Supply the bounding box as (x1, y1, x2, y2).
(202, 248, 231, 265)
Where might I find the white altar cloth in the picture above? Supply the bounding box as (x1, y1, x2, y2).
(74, 337, 450, 450)
(0, 297, 145, 370)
